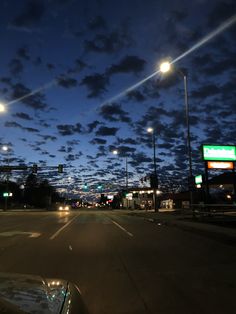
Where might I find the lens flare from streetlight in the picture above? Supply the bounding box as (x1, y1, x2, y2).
(159, 61, 171, 73)
(99, 14, 236, 108)
(0, 103, 6, 113)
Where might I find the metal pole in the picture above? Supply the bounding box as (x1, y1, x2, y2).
(4, 155, 9, 211)
(204, 161, 209, 211)
(153, 132, 158, 212)
(183, 75, 194, 215)
(125, 157, 128, 189)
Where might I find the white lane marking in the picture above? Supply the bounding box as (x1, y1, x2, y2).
(0, 231, 41, 238)
(110, 219, 133, 237)
(29, 232, 41, 238)
(50, 216, 78, 240)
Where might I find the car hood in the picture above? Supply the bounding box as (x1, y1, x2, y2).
(0, 272, 88, 314)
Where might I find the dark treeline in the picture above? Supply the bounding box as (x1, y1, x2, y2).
(0, 174, 62, 209)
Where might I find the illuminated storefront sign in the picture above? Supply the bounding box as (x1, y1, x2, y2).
(202, 145, 236, 161)
(126, 193, 133, 200)
(207, 161, 234, 170)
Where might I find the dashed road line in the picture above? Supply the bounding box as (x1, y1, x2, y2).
(110, 219, 134, 237)
(49, 216, 78, 240)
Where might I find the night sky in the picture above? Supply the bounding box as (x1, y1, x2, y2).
(0, 0, 236, 199)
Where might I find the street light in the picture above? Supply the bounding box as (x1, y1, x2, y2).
(1, 145, 10, 211)
(112, 150, 128, 189)
(159, 61, 171, 73)
(147, 128, 158, 212)
(2, 145, 8, 152)
(159, 61, 193, 211)
(0, 103, 6, 113)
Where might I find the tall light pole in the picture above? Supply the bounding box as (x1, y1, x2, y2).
(159, 61, 193, 210)
(2, 145, 9, 211)
(113, 150, 129, 209)
(112, 150, 128, 189)
(147, 127, 158, 212)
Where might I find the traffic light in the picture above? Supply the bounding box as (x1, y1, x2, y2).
(32, 164, 38, 173)
(83, 183, 88, 191)
(97, 184, 103, 191)
(58, 164, 63, 173)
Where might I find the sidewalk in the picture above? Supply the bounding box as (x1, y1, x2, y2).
(128, 209, 236, 245)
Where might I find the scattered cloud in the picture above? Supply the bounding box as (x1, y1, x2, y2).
(88, 15, 107, 30)
(99, 103, 131, 123)
(90, 138, 107, 145)
(8, 58, 24, 76)
(57, 123, 83, 136)
(129, 152, 152, 167)
(80, 73, 109, 97)
(107, 55, 146, 75)
(10, 0, 45, 30)
(4, 121, 22, 128)
(64, 152, 83, 162)
(57, 76, 77, 88)
(116, 137, 138, 145)
(207, 1, 236, 27)
(87, 120, 102, 133)
(17, 46, 30, 60)
(95, 126, 119, 136)
(12, 112, 33, 120)
(191, 84, 220, 99)
(38, 135, 57, 141)
(4, 121, 39, 133)
(11, 83, 48, 110)
(84, 29, 131, 54)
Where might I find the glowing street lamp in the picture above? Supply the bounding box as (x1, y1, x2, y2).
(159, 61, 171, 73)
(147, 127, 154, 133)
(2, 145, 8, 152)
(112, 149, 128, 190)
(159, 60, 193, 210)
(0, 103, 6, 113)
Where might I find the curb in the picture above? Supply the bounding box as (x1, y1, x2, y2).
(128, 212, 236, 245)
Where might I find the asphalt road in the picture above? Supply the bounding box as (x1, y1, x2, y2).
(0, 209, 235, 314)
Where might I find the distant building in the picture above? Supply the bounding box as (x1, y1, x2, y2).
(121, 187, 161, 210)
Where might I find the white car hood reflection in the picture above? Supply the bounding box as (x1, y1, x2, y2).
(0, 272, 67, 313)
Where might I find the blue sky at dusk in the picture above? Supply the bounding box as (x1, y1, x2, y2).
(0, 0, 236, 197)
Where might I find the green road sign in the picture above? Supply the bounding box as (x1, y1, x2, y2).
(202, 145, 236, 161)
(195, 175, 203, 184)
(3, 192, 13, 197)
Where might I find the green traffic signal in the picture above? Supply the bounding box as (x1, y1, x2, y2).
(83, 183, 88, 191)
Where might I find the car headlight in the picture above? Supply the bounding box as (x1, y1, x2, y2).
(65, 206, 69, 210)
(59, 206, 63, 210)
